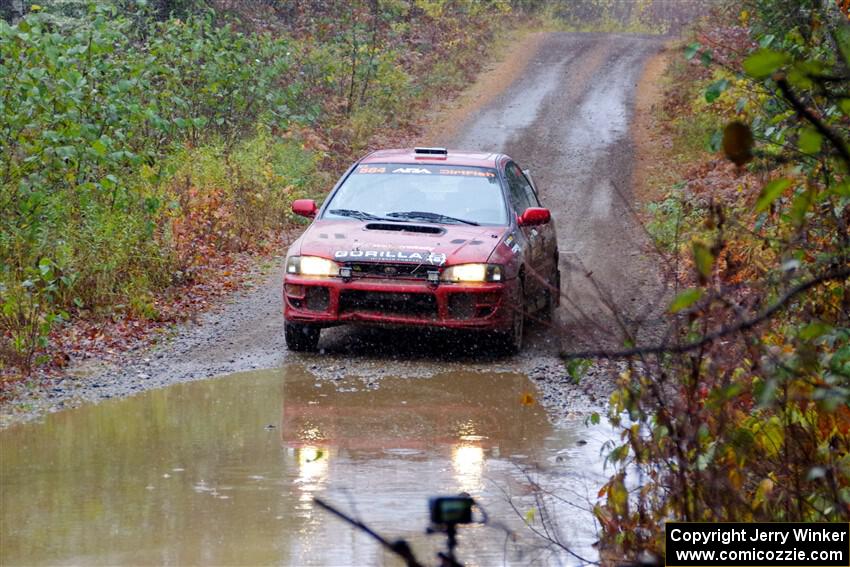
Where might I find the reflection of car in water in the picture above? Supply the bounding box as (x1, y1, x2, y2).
(283, 147, 560, 353)
(279, 372, 553, 489)
(278, 371, 569, 564)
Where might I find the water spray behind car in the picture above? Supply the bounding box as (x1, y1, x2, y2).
(314, 494, 481, 567)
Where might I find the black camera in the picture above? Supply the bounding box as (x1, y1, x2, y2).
(429, 496, 474, 525)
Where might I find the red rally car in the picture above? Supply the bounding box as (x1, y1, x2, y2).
(282, 147, 559, 353)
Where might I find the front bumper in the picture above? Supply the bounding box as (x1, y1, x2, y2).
(283, 275, 516, 331)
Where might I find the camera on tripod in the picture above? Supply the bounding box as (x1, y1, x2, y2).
(429, 495, 474, 526)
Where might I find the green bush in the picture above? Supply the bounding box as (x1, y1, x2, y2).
(160, 128, 320, 268)
(0, 6, 310, 370)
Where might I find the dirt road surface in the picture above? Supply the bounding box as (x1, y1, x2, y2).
(449, 32, 667, 348)
(1, 32, 668, 428)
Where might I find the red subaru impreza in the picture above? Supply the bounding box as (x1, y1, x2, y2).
(283, 147, 559, 353)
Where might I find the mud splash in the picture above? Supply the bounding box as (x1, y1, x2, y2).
(1, 367, 609, 565)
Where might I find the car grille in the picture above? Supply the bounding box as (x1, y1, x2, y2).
(339, 290, 437, 318)
(448, 293, 476, 319)
(346, 262, 433, 280)
(305, 287, 330, 311)
(447, 291, 499, 320)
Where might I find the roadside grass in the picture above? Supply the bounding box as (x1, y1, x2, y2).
(640, 53, 716, 251)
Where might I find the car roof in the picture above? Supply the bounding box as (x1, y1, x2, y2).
(359, 148, 504, 169)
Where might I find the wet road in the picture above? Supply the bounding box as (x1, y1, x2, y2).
(1, 368, 609, 565)
(450, 32, 666, 348)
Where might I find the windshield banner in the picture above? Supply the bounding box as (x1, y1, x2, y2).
(355, 164, 496, 178)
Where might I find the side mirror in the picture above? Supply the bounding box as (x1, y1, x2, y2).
(518, 207, 550, 227)
(292, 199, 318, 218)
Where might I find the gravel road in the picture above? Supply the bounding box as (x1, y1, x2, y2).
(1, 32, 668, 429)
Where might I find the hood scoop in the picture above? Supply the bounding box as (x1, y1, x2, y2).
(364, 223, 444, 235)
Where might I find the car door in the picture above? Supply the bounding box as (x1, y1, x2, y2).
(505, 162, 546, 307)
(519, 167, 558, 294)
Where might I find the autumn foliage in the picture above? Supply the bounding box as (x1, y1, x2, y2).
(591, 1, 850, 562)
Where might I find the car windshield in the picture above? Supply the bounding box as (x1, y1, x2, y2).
(322, 163, 507, 225)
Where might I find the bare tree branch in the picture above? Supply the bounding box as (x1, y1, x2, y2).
(560, 267, 849, 359)
(776, 77, 850, 168)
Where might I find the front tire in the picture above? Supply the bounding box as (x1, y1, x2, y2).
(495, 283, 525, 355)
(285, 321, 320, 352)
(540, 266, 561, 321)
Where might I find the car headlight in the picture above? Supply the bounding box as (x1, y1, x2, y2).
(286, 256, 340, 277)
(441, 264, 503, 283)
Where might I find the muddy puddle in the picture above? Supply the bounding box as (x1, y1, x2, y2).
(1, 368, 609, 566)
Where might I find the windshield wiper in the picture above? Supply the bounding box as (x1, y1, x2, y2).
(386, 211, 479, 226)
(328, 209, 397, 222)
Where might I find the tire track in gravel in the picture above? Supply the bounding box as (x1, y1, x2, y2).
(449, 32, 668, 352)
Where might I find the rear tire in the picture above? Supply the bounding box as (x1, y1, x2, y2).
(285, 321, 320, 352)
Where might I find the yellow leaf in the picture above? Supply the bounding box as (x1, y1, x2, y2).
(729, 466, 743, 490)
(520, 393, 535, 406)
(755, 416, 784, 457)
(607, 478, 629, 515)
(753, 477, 774, 509)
